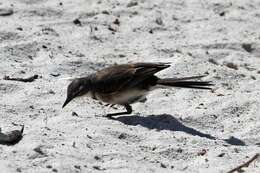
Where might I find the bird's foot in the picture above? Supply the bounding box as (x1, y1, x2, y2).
(104, 104, 132, 119)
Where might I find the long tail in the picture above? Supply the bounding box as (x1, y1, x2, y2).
(157, 75, 213, 90)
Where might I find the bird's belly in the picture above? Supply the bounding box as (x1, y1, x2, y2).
(96, 89, 148, 105)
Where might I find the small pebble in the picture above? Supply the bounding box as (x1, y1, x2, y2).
(74, 165, 81, 169)
(176, 148, 183, 153)
(217, 153, 225, 157)
(118, 133, 127, 139)
(72, 112, 79, 117)
(251, 76, 256, 80)
(119, 54, 126, 57)
(16, 168, 22, 172)
(127, 1, 138, 7)
(49, 90, 55, 94)
(208, 58, 218, 65)
(108, 25, 116, 32)
(198, 149, 207, 156)
(155, 17, 163, 25)
(102, 10, 110, 15)
(225, 62, 238, 70)
(34, 146, 45, 155)
(46, 165, 52, 169)
(242, 43, 253, 53)
(219, 11, 225, 16)
(73, 19, 82, 26)
(17, 27, 23, 31)
(93, 166, 103, 170)
(160, 163, 167, 168)
(94, 155, 101, 160)
(52, 168, 58, 172)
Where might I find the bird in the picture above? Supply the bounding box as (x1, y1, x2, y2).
(62, 62, 213, 118)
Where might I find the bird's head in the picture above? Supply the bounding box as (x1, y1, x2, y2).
(62, 78, 91, 108)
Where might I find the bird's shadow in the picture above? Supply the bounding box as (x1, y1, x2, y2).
(110, 114, 246, 146)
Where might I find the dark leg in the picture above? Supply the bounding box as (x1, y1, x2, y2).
(106, 104, 132, 118)
(105, 104, 115, 107)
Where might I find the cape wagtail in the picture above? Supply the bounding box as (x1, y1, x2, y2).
(62, 62, 213, 117)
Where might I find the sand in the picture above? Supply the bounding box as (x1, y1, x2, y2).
(0, 0, 260, 172)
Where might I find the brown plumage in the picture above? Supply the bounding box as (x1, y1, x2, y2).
(62, 62, 213, 117)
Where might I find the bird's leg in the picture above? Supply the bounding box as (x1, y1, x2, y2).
(105, 103, 115, 107)
(106, 104, 132, 118)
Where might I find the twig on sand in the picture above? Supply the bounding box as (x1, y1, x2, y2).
(227, 153, 259, 173)
(4, 75, 38, 82)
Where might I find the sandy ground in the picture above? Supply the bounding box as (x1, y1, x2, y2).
(0, 0, 260, 172)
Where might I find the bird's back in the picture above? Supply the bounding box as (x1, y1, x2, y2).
(90, 62, 170, 93)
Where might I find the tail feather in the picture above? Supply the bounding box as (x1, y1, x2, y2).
(157, 76, 213, 90)
(165, 75, 206, 81)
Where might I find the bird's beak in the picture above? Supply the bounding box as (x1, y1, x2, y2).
(62, 97, 73, 108)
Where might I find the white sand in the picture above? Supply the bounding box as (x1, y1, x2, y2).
(0, 0, 260, 172)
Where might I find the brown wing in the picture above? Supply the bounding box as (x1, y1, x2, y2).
(92, 62, 171, 93)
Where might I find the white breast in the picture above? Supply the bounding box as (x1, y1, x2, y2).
(95, 89, 149, 105)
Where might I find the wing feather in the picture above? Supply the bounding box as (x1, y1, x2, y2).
(92, 63, 171, 93)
